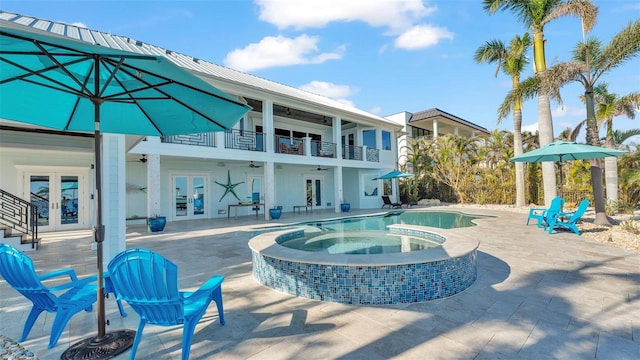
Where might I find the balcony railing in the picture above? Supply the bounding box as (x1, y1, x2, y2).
(366, 148, 380, 162)
(225, 129, 264, 151)
(311, 140, 336, 158)
(342, 145, 362, 160)
(161, 132, 216, 147)
(275, 135, 305, 155)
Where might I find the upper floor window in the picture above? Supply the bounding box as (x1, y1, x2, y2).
(362, 129, 376, 149)
(381, 131, 391, 150)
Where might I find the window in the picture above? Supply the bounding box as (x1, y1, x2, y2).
(363, 129, 376, 149)
(381, 131, 391, 150)
(383, 179, 392, 196)
(364, 177, 378, 197)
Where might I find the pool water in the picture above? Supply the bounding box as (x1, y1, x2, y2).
(277, 230, 442, 254)
(258, 210, 489, 234)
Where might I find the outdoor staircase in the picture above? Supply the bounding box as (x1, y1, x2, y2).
(0, 226, 40, 252)
(0, 188, 39, 251)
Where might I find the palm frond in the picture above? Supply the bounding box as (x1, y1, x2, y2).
(597, 20, 640, 75)
(544, 0, 598, 33)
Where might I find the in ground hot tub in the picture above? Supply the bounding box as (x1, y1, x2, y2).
(249, 224, 479, 305)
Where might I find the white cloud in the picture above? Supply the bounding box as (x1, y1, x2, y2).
(256, 0, 435, 31)
(299, 81, 358, 107)
(394, 24, 453, 50)
(369, 106, 383, 115)
(522, 122, 538, 133)
(224, 35, 343, 72)
(299, 81, 356, 98)
(551, 104, 585, 119)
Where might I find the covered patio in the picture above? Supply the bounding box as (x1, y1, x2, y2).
(1, 207, 638, 359)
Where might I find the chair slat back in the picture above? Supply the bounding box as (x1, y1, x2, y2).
(569, 199, 589, 223)
(0, 244, 57, 310)
(108, 248, 184, 325)
(548, 196, 565, 213)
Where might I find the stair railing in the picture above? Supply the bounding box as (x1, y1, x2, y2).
(0, 188, 38, 249)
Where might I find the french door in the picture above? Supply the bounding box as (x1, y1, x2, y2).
(305, 176, 324, 209)
(173, 174, 208, 220)
(23, 170, 89, 232)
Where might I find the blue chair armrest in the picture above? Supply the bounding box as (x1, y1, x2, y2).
(48, 275, 97, 292)
(39, 268, 79, 282)
(184, 275, 224, 302)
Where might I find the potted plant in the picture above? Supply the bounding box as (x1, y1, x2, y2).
(340, 201, 350, 212)
(269, 206, 282, 220)
(148, 214, 166, 232)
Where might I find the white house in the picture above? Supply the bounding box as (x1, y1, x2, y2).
(0, 11, 404, 257)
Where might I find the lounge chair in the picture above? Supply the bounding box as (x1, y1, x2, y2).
(526, 196, 564, 228)
(399, 195, 417, 208)
(0, 244, 98, 348)
(546, 199, 589, 235)
(107, 248, 225, 360)
(381, 195, 401, 209)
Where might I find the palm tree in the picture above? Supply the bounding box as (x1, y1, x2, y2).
(474, 33, 531, 207)
(483, 0, 598, 206)
(528, 20, 640, 224)
(571, 83, 640, 205)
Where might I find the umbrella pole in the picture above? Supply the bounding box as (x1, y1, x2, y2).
(61, 64, 134, 360)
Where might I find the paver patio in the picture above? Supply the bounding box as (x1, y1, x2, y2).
(1, 206, 638, 359)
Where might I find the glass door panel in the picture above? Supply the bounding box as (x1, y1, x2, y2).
(61, 176, 79, 225)
(29, 175, 50, 228)
(193, 176, 205, 215)
(175, 176, 188, 218)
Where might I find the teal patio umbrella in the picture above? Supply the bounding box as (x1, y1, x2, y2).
(510, 141, 627, 196)
(0, 20, 251, 358)
(374, 170, 413, 200)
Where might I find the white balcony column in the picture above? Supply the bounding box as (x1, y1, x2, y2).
(304, 137, 312, 157)
(264, 161, 275, 220)
(263, 99, 274, 153)
(215, 131, 225, 149)
(362, 145, 368, 162)
(454, 126, 459, 136)
(334, 165, 343, 213)
(100, 133, 126, 263)
(433, 119, 439, 139)
(146, 153, 161, 218)
(332, 116, 341, 159)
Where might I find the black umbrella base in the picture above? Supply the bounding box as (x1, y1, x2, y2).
(60, 329, 136, 360)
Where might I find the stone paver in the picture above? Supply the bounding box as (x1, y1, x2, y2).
(1, 207, 638, 359)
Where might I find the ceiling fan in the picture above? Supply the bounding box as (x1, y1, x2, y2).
(249, 161, 263, 168)
(128, 154, 147, 163)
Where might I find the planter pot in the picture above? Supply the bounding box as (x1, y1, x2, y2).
(269, 208, 282, 220)
(340, 203, 350, 212)
(148, 216, 166, 232)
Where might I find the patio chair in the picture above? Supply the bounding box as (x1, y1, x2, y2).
(526, 196, 564, 228)
(546, 199, 589, 235)
(0, 243, 97, 348)
(399, 195, 417, 208)
(381, 195, 401, 209)
(107, 248, 225, 360)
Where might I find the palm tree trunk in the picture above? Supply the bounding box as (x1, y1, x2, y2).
(585, 87, 611, 225)
(512, 76, 526, 207)
(538, 93, 558, 206)
(604, 157, 618, 203)
(604, 120, 618, 205)
(533, 31, 557, 207)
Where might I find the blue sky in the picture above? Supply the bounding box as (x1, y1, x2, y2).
(3, 0, 639, 143)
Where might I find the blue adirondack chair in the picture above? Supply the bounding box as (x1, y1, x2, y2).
(107, 248, 225, 360)
(0, 243, 97, 348)
(546, 199, 589, 235)
(526, 196, 565, 228)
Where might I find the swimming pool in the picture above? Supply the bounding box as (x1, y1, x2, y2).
(249, 210, 489, 304)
